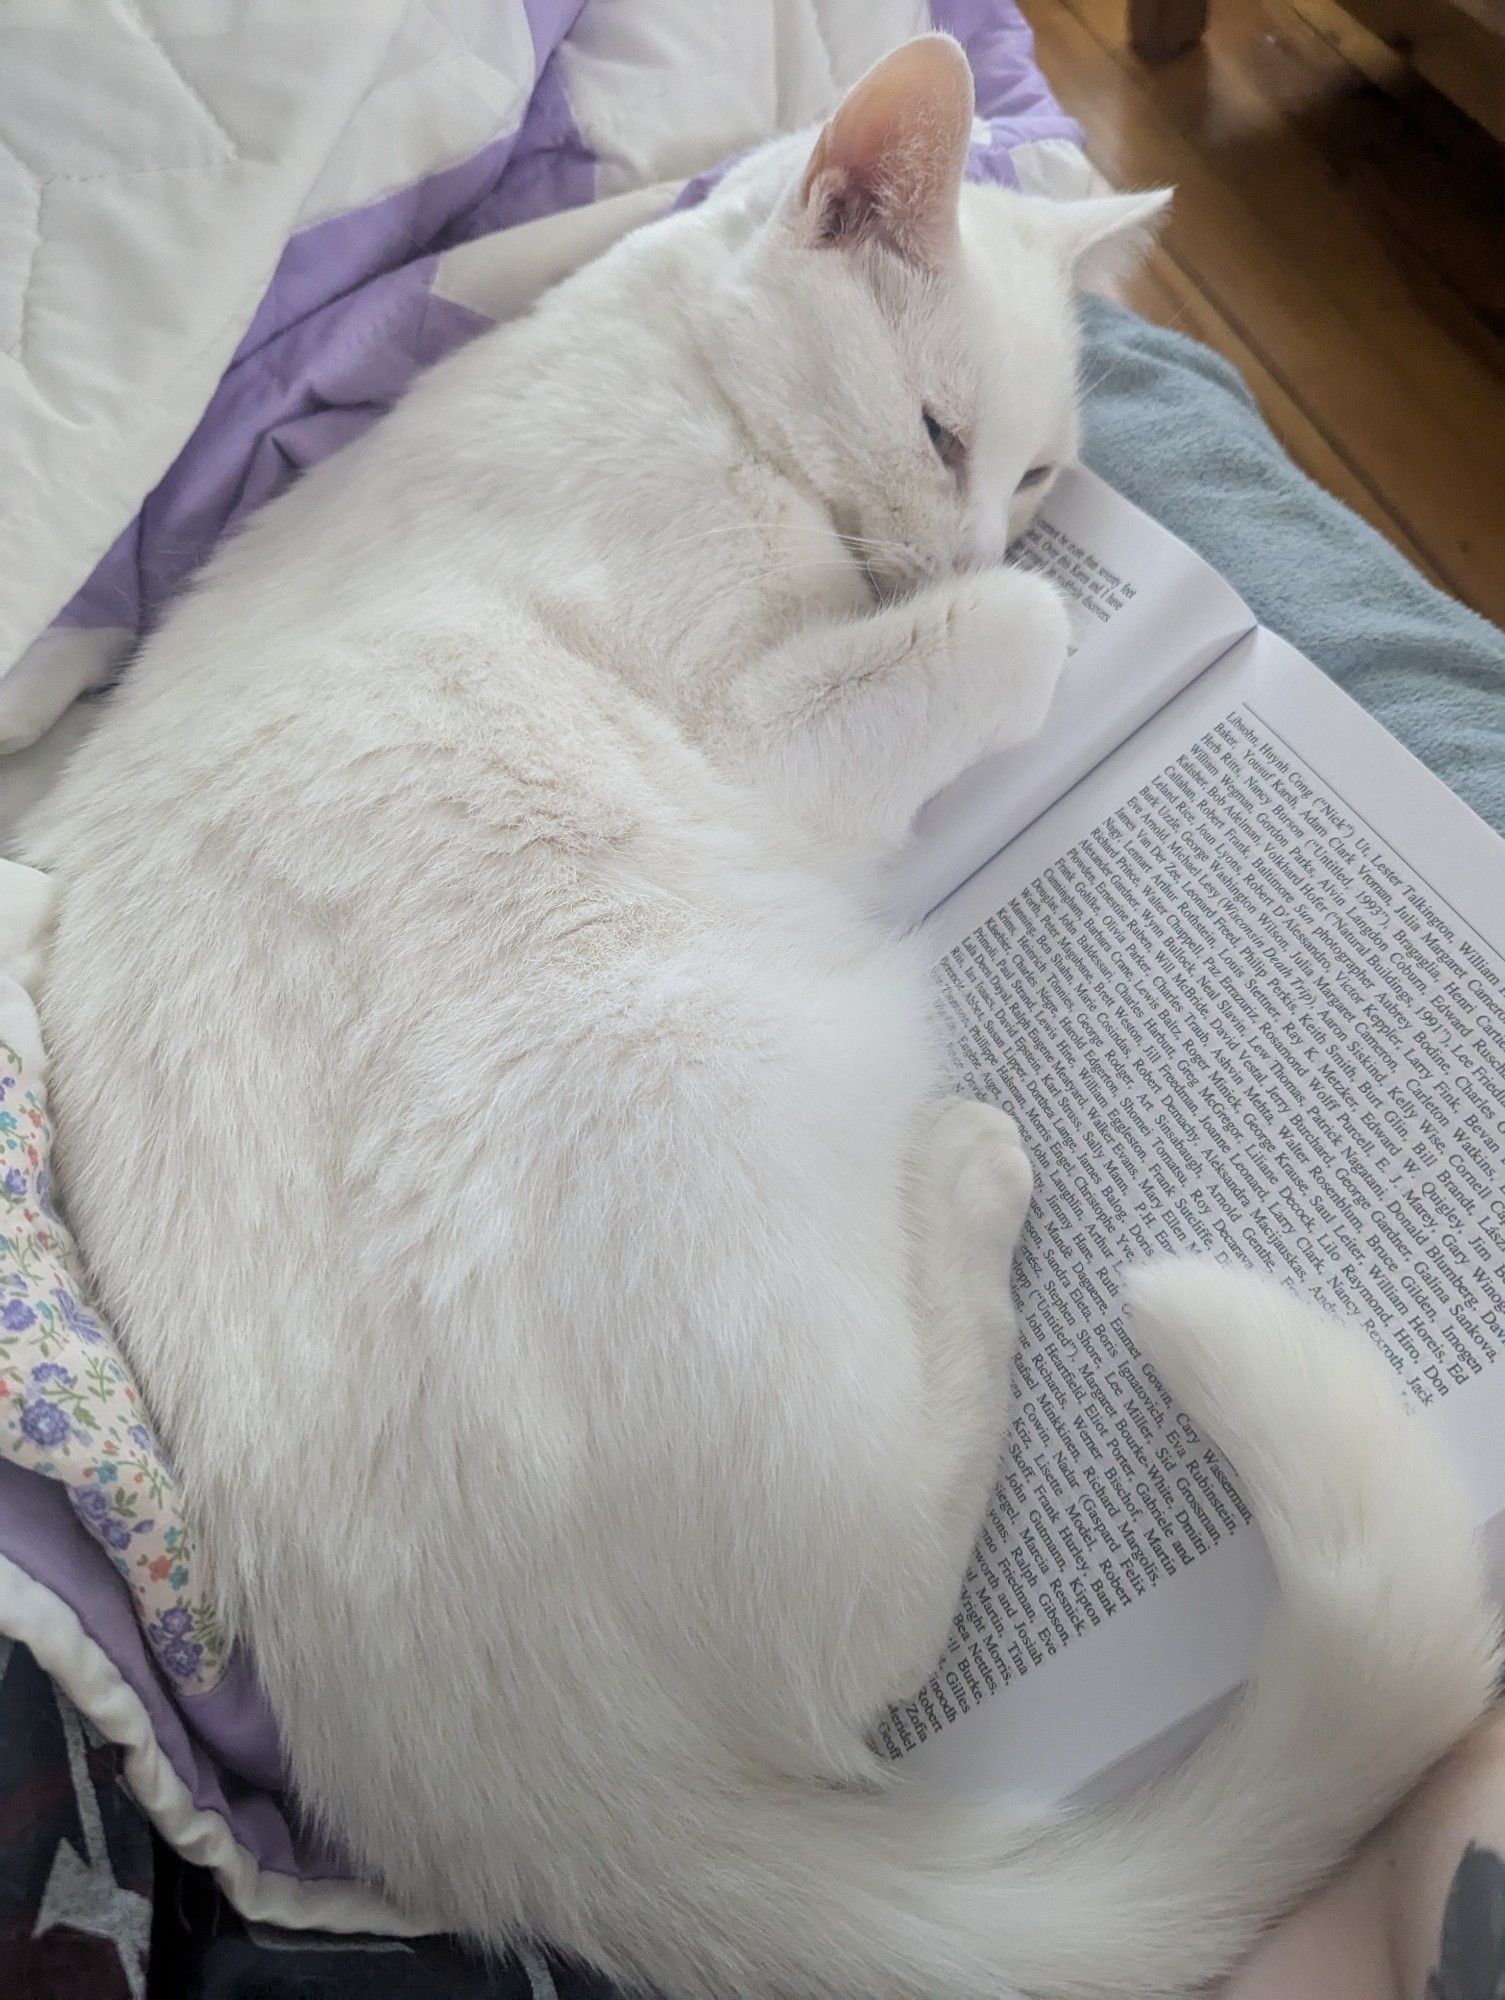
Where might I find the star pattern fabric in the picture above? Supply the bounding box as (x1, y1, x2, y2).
(0, 1637, 154, 1996)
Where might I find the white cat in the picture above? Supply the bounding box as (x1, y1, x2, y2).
(24, 35, 1496, 2000)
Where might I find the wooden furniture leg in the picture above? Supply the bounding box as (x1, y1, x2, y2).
(1129, 0, 1209, 59)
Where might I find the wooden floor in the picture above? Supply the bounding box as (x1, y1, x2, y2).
(1018, 0, 1505, 625)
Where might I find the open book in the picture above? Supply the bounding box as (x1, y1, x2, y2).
(882, 469, 1505, 1808)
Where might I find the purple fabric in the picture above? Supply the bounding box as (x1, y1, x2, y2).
(0, 1464, 318, 1877)
(932, 0, 1082, 145)
(21, 0, 1080, 1905)
(57, 0, 593, 645)
(673, 2, 1080, 215)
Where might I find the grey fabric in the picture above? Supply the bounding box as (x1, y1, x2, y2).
(1077, 296, 1505, 838)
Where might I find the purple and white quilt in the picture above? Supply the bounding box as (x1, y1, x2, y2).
(0, 0, 1083, 1935)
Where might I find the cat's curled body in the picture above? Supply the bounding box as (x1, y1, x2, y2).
(26, 38, 1497, 2000)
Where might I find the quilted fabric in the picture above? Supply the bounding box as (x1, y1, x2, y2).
(2, 3, 408, 706)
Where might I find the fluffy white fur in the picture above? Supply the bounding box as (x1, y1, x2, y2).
(25, 36, 1497, 2000)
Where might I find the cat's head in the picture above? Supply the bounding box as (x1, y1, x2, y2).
(698, 36, 1169, 596)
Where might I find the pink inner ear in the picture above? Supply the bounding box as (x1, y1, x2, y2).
(799, 35, 975, 266)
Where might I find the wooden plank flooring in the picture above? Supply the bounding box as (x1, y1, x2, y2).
(1018, 0, 1505, 624)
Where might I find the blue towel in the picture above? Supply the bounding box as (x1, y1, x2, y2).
(1078, 296, 1505, 838)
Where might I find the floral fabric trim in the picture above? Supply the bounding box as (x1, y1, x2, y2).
(0, 1036, 225, 1694)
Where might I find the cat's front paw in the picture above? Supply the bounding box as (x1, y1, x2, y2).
(943, 569, 1070, 749)
(928, 1098, 1034, 1260)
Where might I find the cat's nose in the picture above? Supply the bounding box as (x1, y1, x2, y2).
(962, 506, 1008, 571)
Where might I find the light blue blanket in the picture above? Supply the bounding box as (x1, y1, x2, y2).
(1078, 296, 1505, 838)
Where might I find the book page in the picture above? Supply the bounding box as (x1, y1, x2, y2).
(882, 628, 1505, 1806)
(884, 468, 1254, 927)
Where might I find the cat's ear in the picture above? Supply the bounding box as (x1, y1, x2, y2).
(794, 35, 975, 267)
(1049, 189, 1173, 290)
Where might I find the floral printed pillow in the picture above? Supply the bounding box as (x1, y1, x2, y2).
(0, 1032, 226, 1693)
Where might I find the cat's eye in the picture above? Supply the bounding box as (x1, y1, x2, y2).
(923, 410, 965, 473)
(1018, 464, 1053, 490)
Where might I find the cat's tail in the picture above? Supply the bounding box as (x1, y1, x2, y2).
(574, 1258, 1498, 2000)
